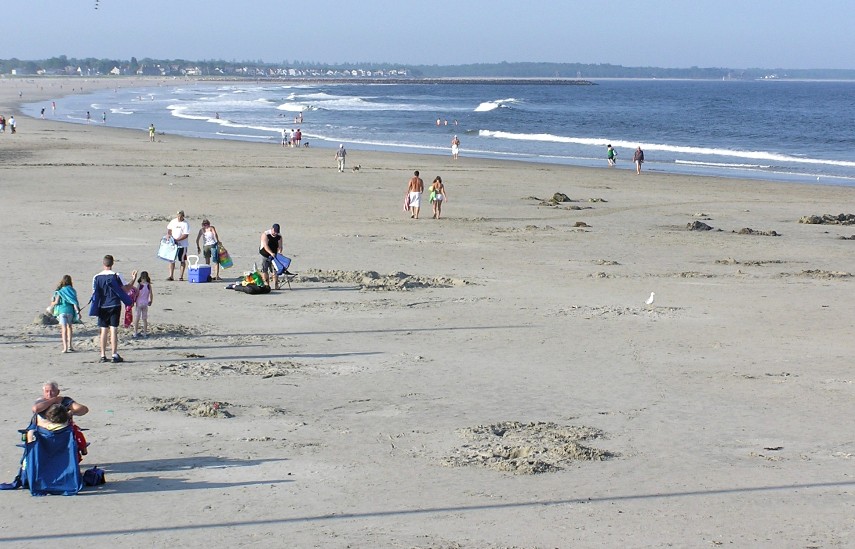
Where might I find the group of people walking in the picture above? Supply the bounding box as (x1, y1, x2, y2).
(406, 170, 448, 220)
(1, 114, 16, 133)
(164, 210, 226, 282)
(282, 128, 303, 148)
(46, 255, 154, 363)
(607, 144, 646, 174)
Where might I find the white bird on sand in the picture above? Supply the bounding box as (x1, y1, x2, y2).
(645, 292, 655, 305)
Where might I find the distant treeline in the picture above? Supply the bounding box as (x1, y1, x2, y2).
(2, 55, 854, 80)
(413, 62, 855, 80)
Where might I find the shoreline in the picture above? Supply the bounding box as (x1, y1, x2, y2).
(8, 75, 853, 187)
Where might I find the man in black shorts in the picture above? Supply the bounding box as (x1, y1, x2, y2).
(91, 255, 136, 363)
(258, 223, 287, 288)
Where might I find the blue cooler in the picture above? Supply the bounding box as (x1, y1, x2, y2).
(187, 255, 211, 283)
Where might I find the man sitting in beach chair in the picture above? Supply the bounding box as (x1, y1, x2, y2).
(1, 405, 85, 495)
(32, 381, 89, 463)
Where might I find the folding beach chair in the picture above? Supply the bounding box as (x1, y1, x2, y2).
(273, 254, 297, 290)
(2, 424, 84, 496)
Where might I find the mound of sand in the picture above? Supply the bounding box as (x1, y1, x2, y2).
(145, 396, 234, 418)
(156, 360, 300, 378)
(297, 269, 468, 291)
(441, 421, 614, 474)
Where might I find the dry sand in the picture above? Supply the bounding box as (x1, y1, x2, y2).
(0, 78, 853, 548)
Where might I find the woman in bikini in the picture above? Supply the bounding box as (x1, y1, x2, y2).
(429, 176, 448, 219)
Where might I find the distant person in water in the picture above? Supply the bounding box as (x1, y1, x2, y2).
(633, 146, 645, 174)
(607, 144, 616, 167)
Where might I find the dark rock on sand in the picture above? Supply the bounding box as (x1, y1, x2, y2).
(736, 228, 780, 236)
(799, 213, 855, 225)
(688, 221, 713, 231)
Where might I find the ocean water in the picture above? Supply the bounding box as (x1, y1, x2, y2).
(22, 79, 855, 184)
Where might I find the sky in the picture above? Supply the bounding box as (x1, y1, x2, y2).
(3, 1, 854, 69)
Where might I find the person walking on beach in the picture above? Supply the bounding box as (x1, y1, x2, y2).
(429, 176, 448, 219)
(102, 111, 107, 124)
(607, 144, 617, 167)
(633, 146, 645, 174)
(47, 275, 83, 353)
(407, 170, 424, 219)
(9, 115, 15, 134)
(149, 124, 156, 142)
(451, 135, 460, 160)
(335, 144, 347, 172)
(91, 254, 136, 363)
(40, 108, 45, 119)
(166, 210, 190, 281)
(123, 284, 137, 331)
(195, 219, 222, 280)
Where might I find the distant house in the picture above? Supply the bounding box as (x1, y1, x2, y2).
(110, 66, 122, 76)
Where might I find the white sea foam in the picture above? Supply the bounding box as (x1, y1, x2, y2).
(676, 160, 771, 169)
(479, 130, 855, 168)
(276, 103, 313, 112)
(474, 98, 518, 112)
(277, 96, 436, 112)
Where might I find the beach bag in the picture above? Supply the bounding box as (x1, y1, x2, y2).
(243, 271, 264, 286)
(233, 283, 271, 295)
(82, 466, 105, 486)
(157, 236, 179, 262)
(217, 243, 233, 269)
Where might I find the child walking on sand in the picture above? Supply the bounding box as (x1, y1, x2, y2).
(123, 285, 137, 329)
(133, 271, 154, 338)
(48, 275, 82, 353)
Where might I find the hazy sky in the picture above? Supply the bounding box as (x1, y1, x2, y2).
(4, 1, 853, 69)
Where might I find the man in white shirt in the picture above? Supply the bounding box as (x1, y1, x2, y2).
(166, 210, 190, 281)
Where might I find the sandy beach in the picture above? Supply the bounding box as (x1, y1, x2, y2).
(0, 78, 853, 548)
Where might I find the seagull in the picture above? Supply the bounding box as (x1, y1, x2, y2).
(645, 292, 655, 305)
